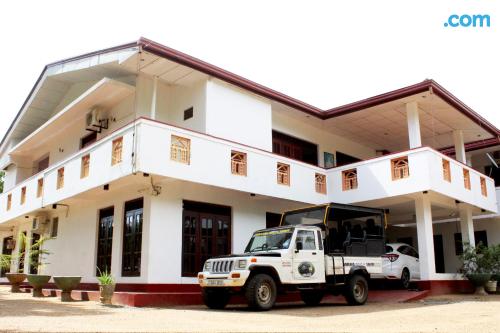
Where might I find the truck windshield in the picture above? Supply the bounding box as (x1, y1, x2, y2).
(245, 228, 294, 253)
(281, 206, 327, 228)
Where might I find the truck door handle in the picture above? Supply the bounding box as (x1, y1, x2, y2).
(312, 252, 317, 255)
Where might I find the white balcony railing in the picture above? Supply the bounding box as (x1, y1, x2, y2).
(0, 123, 135, 223)
(1, 118, 496, 224)
(326, 147, 497, 213)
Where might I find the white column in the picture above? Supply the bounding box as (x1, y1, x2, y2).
(406, 101, 422, 148)
(415, 194, 436, 280)
(150, 76, 158, 120)
(458, 203, 475, 248)
(453, 130, 466, 164)
(466, 155, 472, 167)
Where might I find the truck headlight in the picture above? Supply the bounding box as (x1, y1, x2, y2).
(203, 261, 212, 271)
(235, 259, 247, 270)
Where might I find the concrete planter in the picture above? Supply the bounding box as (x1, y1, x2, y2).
(53, 276, 82, 302)
(485, 280, 497, 294)
(27, 274, 51, 297)
(5, 273, 27, 293)
(99, 284, 115, 305)
(466, 273, 492, 295)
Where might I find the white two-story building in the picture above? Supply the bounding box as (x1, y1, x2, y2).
(1, 38, 499, 296)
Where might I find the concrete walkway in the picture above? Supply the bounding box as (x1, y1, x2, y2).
(0, 287, 499, 333)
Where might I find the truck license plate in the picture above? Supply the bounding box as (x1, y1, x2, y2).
(207, 279, 224, 286)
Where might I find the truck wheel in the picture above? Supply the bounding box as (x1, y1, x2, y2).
(300, 290, 324, 306)
(245, 274, 277, 311)
(344, 274, 368, 306)
(202, 288, 230, 309)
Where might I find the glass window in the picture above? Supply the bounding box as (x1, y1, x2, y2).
(296, 230, 316, 250)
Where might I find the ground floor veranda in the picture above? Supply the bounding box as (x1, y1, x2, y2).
(1, 175, 499, 291)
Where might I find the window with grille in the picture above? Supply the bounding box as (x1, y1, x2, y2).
(37, 178, 43, 198)
(391, 157, 409, 180)
(111, 137, 123, 166)
(277, 163, 290, 185)
(442, 159, 451, 182)
(231, 151, 247, 176)
(7, 194, 12, 211)
(480, 177, 487, 196)
(342, 169, 358, 191)
(170, 135, 190, 164)
(81, 154, 90, 179)
(20, 187, 26, 205)
(57, 168, 64, 189)
(463, 169, 471, 190)
(315, 173, 326, 194)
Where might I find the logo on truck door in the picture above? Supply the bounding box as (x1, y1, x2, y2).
(298, 262, 315, 277)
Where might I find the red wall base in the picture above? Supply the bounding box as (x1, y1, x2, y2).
(416, 280, 474, 295)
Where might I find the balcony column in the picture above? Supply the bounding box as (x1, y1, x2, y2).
(453, 130, 466, 164)
(406, 101, 422, 149)
(415, 194, 436, 280)
(458, 203, 475, 248)
(150, 76, 158, 120)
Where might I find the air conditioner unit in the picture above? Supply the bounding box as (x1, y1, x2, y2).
(86, 108, 101, 128)
(32, 213, 49, 232)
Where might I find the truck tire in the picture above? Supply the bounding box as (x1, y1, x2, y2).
(202, 288, 230, 309)
(300, 290, 324, 306)
(344, 274, 368, 306)
(245, 273, 277, 311)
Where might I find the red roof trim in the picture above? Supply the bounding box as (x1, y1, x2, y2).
(440, 137, 500, 155)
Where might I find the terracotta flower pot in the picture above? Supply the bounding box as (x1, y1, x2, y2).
(99, 284, 115, 305)
(485, 280, 497, 294)
(5, 273, 27, 293)
(27, 274, 51, 297)
(466, 273, 492, 295)
(53, 276, 82, 302)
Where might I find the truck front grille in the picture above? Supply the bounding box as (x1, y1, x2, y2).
(211, 260, 234, 273)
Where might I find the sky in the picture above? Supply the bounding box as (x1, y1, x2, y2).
(0, 0, 499, 140)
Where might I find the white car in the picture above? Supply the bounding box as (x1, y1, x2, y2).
(382, 243, 420, 288)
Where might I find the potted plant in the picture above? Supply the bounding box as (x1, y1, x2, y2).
(97, 268, 115, 305)
(488, 244, 500, 294)
(459, 243, 495, 295)
(1, 233, 27, 293)
(26, 235, 52, 297)
(53, 276, 82, 302)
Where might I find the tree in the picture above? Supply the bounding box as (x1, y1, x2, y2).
(0, 170, 4, 193)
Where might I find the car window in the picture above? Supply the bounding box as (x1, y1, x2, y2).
(397, 245, 409, 255)
(385, 245, 393, 253)
(407, 247, 419, 258)
(296, 230, 316, 250)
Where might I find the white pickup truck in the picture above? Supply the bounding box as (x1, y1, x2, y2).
(198, 203, 386, 310)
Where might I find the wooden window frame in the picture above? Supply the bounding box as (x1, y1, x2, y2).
(442, 159, 451, 182)
(57, 167, 65, 190)
(20, 187, 26, 205)
(315, 173, 327, 194)
(170, 135, 191, 165)
(111, 137, 123, 166)
(231, 151, 247, 176)
(7, 194, 12, 211)
(391, 156, 409, 180)
(51, 217, 59, 238)
(480, 177, 487, 196)
(277, 163, 290, 186)
(81, 154, 90, 179)
(37, 178, 43, 198)
(463, 169, 471, 190)
(342, 169, 358, 191)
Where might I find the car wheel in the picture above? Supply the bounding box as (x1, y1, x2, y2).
(401, 268, 410, 289)
(344, 274, 369, 306)
(245, 273, 277, 311)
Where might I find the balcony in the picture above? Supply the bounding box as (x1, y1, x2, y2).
(0, 123, 135, 223)
(0, 118, 496, 224)
(326, 147, 497, 213)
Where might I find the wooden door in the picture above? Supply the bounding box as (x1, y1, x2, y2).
(122, 199, 143, 277)
(1, 237, 13, 277)
(97, 207, 114, 274)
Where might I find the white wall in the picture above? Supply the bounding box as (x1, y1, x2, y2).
(206, 79, 272, 151)
(272, 110, 376, 166)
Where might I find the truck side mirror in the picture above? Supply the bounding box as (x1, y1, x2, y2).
(295, 241, 303, 253)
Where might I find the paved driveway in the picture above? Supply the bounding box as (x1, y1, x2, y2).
(0, 287, 499, 333)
